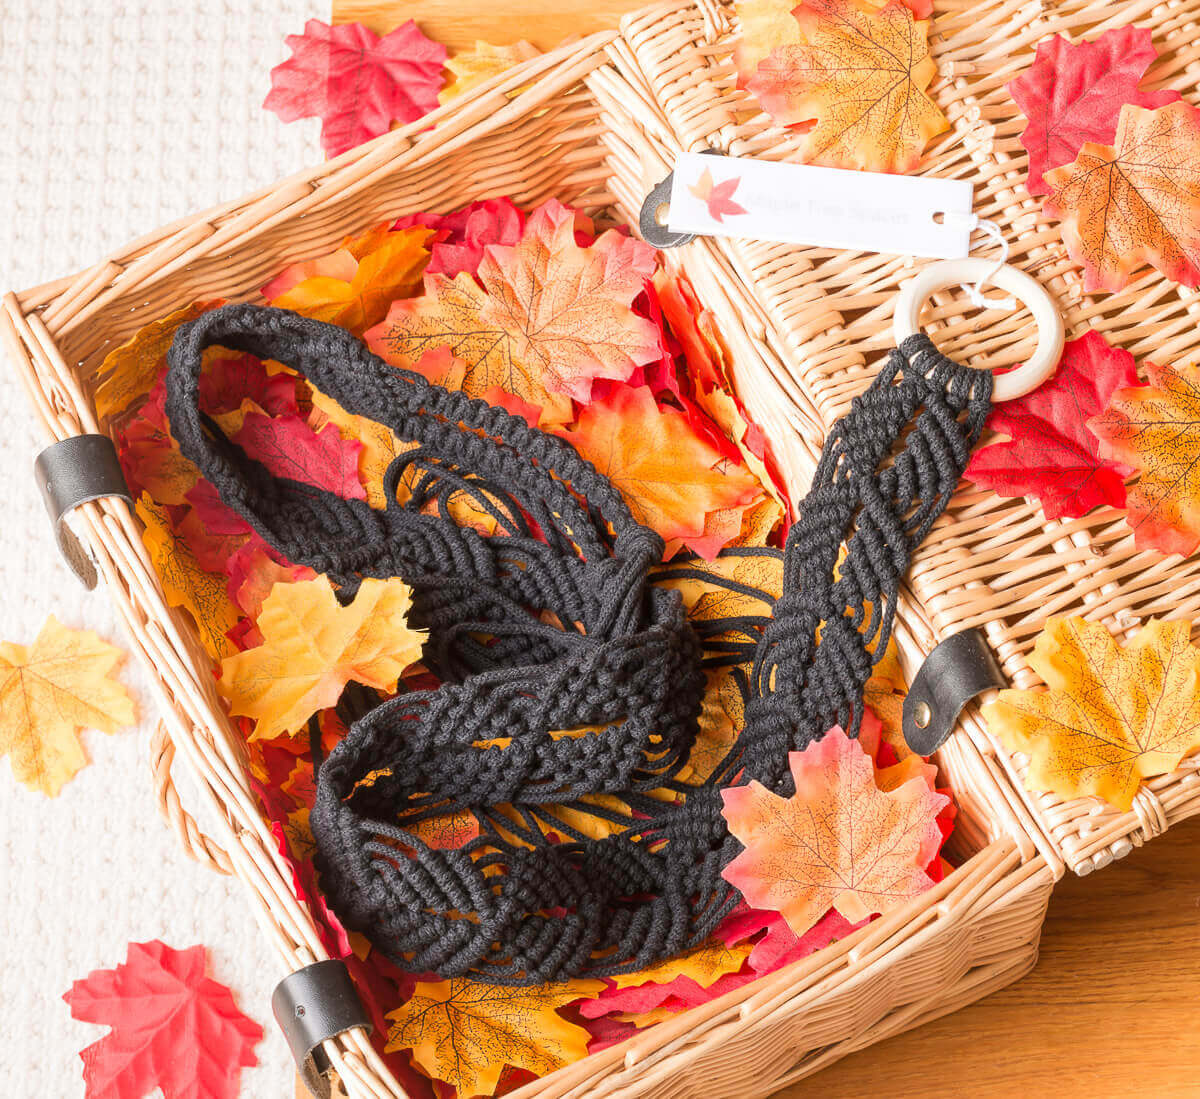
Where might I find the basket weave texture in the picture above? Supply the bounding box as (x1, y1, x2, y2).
(622, 0, 1200, 876)
(0, 9, 1058, 1097)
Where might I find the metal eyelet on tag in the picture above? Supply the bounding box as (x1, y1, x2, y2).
(639, 149, 721, 249)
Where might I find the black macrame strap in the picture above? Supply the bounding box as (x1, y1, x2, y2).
(164, 304, 991, 984)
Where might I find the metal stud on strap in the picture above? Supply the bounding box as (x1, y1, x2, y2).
(902, 628, 1006, 755)
(273, 960, 372, 1099)
(34, 434, 133, 590)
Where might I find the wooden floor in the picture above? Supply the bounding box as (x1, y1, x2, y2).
(778, 819, 1200, 1098)
(319, 2, 1200, 1095)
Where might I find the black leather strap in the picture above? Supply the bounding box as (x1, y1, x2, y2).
(34, 434, 132, 589)
(272, 960, 371, 1099)
(902, 628, 1006, 755)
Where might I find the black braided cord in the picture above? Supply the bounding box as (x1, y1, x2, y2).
(164, 303, 992, 984)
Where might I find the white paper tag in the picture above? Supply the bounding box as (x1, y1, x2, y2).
(667, 152, 974, 259)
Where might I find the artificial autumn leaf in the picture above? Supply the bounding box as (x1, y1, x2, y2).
(385, 976, 606, 1096)
(721, 725, 948, 934)
(138, 496, 242, 662)
(199, 354, 299, 417)
(965, 330, 1142, 520)
(577, 940, 753, 1020)
(688, 168, 748, 223)
(560, 385, 761, 555)
(264, 19, 446, 157)
(1009, 27, 1179, 197)
(225, 542, 315, 620)
(1088, 360, 1200, 555)
(746, 0, 948, 173)
(232, 407, 367, 501)
(733, 0, 802, 84)
(271, 816, 353, 959)
(94, 301, 220, 421)
(439, 40, 539, 104)
(984, 616, 1200, 810)
(266, 226, 432, 335)
(63, 940, 262, 1099)
(1043, 101, 1200, 292)
(219, 575, 425, 740)
(0, 617, 135, 797)
(393, 197, 526, 278)
(366, 199, 663, 424)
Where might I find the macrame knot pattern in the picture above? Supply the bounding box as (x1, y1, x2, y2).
(164, 305, 991, 984)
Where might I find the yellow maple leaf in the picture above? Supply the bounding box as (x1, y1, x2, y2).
(267, 225, 433, 335)
(94, 300, 221, 421)
(1087, 360, 1200, 556)
(219, 575, 425, 740)
(385, 976, 605, 1096)
(439, 40, 539, 104)
(137, 495, 241, 662)
(0, 617, 135, 796)
(983, 617, 1200, 810)
(746, 0, 948, 173)
(1044, 102, 1200, 293)
(609, 937, 753, 990)
(366, 199, 663, 426)
(721, 726, 948, 933)
(733, 0, 802, 83)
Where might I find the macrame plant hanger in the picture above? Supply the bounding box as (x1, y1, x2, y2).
(163, 256, 1062, 986)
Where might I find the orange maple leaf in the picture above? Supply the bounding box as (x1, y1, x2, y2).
(1044, 102, 1200, 293)
(94, 300, 222, 421)
(365, 199, 663, 425)
(559, 385, 761, 550)
(137, 495, 241, 663)
(720, 725, 948, 934)
(1087, 360, 1200, 555)
(983, 617, 1200, 811)
(746, 0, 948, 173)
(266, 224, 433, 335)
(385, 976, 605, 1096)
(219, 575, 425, 740)
(0, 617, 136, 796)
(688, 168, 749, 222)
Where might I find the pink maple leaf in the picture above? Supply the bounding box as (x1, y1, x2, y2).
(264, 19, 447, 158)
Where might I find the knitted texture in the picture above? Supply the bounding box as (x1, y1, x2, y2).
(164, 304, 992, 984)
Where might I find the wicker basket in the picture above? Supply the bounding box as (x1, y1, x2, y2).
(0, 13, 1057, 1098)
(621, 0, 1200, 876)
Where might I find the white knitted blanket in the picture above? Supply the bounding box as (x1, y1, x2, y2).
(0, 2, 324, 1093)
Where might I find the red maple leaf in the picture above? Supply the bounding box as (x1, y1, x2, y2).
(232, 411, 366, 501)
(392, 197, 526, 277)
(688, 168, 748, 223)
(63, 941, 262, 1099)
(964, 330, 1143, 520)
(1009, 27, 1179, 196)
(264, 19, 446, 157)
(199, 354, 299, 417)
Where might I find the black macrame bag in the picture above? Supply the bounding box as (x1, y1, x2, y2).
(164, 303, 991, 985)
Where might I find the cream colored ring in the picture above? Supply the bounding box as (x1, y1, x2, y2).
(893, 258, 1064, 402)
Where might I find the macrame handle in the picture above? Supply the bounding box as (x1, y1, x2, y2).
(163, 306, 993, 984)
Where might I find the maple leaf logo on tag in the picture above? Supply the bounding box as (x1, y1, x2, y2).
(688, 168, 749, 222)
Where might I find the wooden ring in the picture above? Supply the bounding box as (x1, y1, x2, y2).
(893, 259, 1064, 402)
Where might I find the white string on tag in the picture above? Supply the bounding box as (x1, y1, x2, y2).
(944, 213, 1017, 312)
